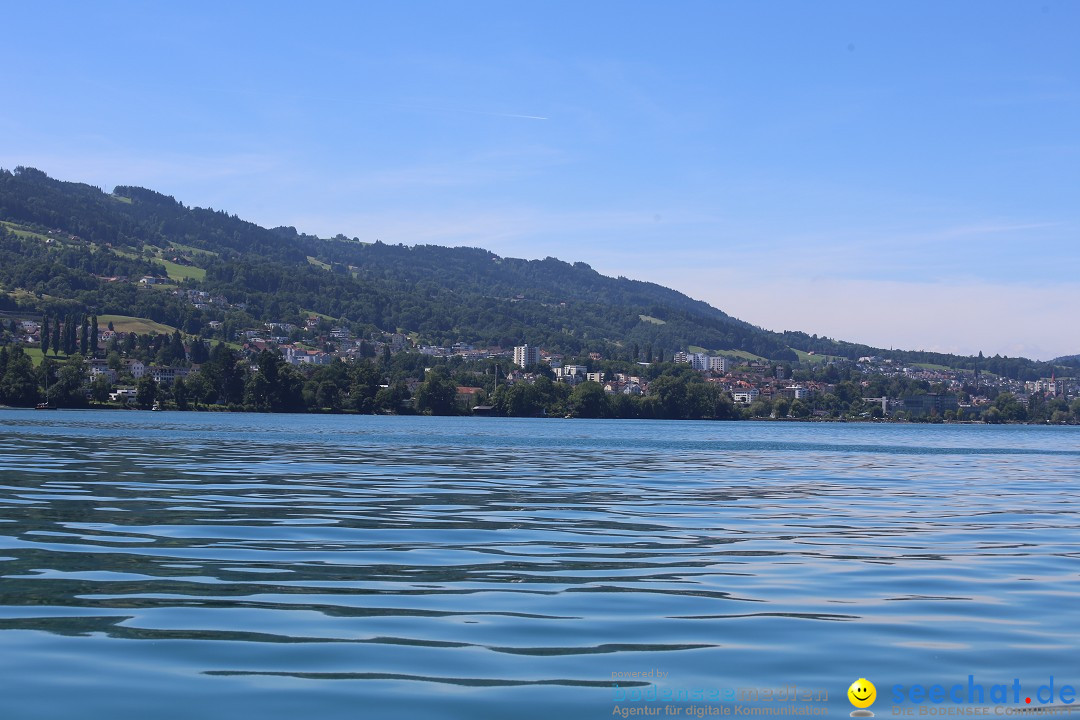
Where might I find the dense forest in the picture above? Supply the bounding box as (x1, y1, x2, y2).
(0, 166, 1071, 380)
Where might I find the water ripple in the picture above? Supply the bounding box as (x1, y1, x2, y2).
(1, 411, 1078, 719)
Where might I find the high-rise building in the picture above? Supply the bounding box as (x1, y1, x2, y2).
(708, 356, 729, 373)
(514, 345, 540, 368)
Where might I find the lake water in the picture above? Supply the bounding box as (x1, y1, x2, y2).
(0, 411, 1078, 719)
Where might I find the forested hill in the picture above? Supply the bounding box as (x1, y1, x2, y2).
(0, 166, 794, 358)
(0, 166, 1065, 376)
(0, 167, 737, 326)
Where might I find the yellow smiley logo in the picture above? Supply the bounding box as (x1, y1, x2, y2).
(848, 678, 877, 709)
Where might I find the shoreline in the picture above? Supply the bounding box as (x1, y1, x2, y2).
(1, 404, 1073, 426)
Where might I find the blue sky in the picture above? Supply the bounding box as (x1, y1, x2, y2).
(2, 1, 1077, 359)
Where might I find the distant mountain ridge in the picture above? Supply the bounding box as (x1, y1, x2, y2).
(0, 166, 1066, 379)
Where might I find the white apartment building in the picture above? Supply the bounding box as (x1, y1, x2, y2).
(675, 351, 716, 372)
(149, 366, 191, 386)
(514, 345, 540, 368)
(124, 360, 146, 378)
(708, 356, 729, 373)
(732, 388, 760, 404)
(784, 385, 812, 400)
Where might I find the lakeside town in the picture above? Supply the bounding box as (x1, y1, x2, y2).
(1, 175, 1073, 423)
(1, 308, 1076, 423)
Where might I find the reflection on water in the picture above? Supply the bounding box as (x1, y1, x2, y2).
(0, 411, 1078, 719)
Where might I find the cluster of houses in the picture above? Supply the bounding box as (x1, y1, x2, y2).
(243, 323, 412, 367)
(87, 358, 191, 386)
(5, 313, 1076, 417)
(501, 345, 1076, 418)
(497, 345, 821, 407)
(856, 355, 1077, 409)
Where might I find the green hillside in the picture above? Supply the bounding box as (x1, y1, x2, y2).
(0, 166, 1066, 379)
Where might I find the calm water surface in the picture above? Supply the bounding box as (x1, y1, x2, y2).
(0, 411, 1078, 719)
